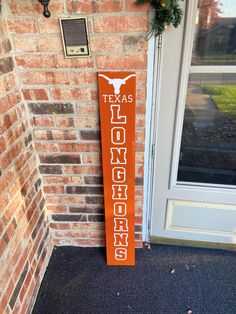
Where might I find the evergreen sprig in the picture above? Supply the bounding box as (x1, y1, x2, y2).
(136, 0, 183, 37)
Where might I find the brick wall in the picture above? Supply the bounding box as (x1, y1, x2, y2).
(1, 0, 149, 312)
(0, 2, 53, 313)
(8, 0, 149, 248)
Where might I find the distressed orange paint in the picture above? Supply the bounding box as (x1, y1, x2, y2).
(98, 72, 136, 266)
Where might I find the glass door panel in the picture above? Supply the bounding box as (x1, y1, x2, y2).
(177, 0, 236, 187)
(192, 0, 236, 65)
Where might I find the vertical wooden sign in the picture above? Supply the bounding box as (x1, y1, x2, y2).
(98, 72, 136, 266)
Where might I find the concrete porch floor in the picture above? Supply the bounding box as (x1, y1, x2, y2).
(32, 244, 236, 314)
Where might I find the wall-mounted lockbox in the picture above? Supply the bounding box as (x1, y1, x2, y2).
(59, 17, 90, 58)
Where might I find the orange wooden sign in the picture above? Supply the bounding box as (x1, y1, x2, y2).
(98, 72, 136, 266)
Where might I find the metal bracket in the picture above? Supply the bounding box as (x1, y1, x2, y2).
(38, 0, 51, 18)
(151, 144, 156, 158)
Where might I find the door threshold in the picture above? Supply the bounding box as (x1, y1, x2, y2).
(151, 236, 236, 251)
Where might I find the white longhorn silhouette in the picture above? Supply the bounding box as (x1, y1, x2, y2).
(99, 74, 136, 95)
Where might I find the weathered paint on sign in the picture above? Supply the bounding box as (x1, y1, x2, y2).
(98, 72, 136, 266)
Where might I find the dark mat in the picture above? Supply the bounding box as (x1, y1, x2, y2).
(32, 244, 236, 314)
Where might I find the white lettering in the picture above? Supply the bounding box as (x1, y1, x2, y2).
(111, 104, 126, 124)
(114, 202, 127, 217)
(112, 167, 126, 183)
(111, 127, 125, 145)
(115, 248, 127, 260)
(112, 185, 127, 200)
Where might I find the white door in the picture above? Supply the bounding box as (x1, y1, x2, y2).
(151, 0, 236, 246)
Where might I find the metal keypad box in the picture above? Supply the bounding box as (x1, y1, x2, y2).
(60, 17, 90, 58)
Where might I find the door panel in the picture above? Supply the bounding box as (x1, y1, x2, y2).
(178, 73, 236, 186)
(151, 0, 236, 245)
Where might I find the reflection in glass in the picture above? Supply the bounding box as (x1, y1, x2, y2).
(177, 74, 236, 185)
(192, 0, 236, 65)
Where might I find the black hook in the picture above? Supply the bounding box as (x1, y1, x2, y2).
(38, 0, 51, 18)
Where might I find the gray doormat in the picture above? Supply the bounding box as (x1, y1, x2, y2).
(32, 244, 236, 314)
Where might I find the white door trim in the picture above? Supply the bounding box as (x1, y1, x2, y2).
(149, 0, 236, 244)
(142, 28, 156, 243)
(170, 0, 199, 188)
(143, 1, 188, 242)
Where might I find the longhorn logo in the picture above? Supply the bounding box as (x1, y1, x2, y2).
(99, 74, 136, 95)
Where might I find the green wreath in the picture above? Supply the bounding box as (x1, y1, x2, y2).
(136, 0, 183, 37)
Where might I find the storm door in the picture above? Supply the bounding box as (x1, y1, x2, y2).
(151, 0, 236, 246)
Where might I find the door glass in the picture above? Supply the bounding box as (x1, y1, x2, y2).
(177, 73, 236, 185)
(177, 0, 236, 186)
(192, 0, 236, 65)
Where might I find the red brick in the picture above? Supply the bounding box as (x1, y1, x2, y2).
(0, 110, 18, 135)
(34, 0, 64, 14)
(21, 71, 69, 85)
(71, 176, 84, 184)
(50, 88, 97, 101)
(54, 117, 75, 128)
(0, 77, 16, 97)
(0, 137, 6, 154)
(9, 0, 64, 15)
(136, 116, 145, 127)
(64, 165, 102, 175)
(74, 117, 99, 128)
(59, 143, 100, 153)
(71, 72, 97, 85)
(22, 89, 49, 100)
(47, 195, 85, 205)
(94, 15, 148, 33)
(136, 104, 146, 115)
(136, 165, 144, 176)
(135, 241, 143, 248)
(124, 35, 148, 52)
(16, 55, 94, 69)
(5, 121, 25, 147)
(0, 280, 14, 314)
(82, 154, 101, 164)
(136, 143, 145, 153)
(96, 54, 147, 69)
(14, 36, 62, 53)
(7, 19, 37, 34)
(20, 279, 36, 314)
(50, 88, 82, 101)
(37, 36, 63, 52)
(136, 129, 145, 142)
(46, 205, 67, 213)
(68, 0, 122, 14)
(54, 230, 89, 238)
(90, 35, 123, 52)
(0, 92, 20, 115)
(43, 176, 71, 185)
(126, 0, 150, 12)
(14, 37, 37, 52)
(5, 220, 17, 240)
(136, 72, 147, 85)
(135, 215, 143, 224)
(76, 104, 99, 116)
(50, 223, 71, 230)
(89, 231, 105, 239)
(43, 186, 65, 194)
(33, 116, 55, 128)
(38, 18, 60, 34)
(35, 142, 58, 153)
(20, 270, 32, 302)
(34, 130, 77, 141)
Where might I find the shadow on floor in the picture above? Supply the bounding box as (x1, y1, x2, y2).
(32, 244, 236, 314)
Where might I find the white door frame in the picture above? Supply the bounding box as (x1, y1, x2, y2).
(143, 0, 187, 242)
(143, 0, 236, 244)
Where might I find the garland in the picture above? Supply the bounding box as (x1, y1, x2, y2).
(136, 0, 183, 37)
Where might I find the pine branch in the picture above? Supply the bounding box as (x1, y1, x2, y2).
(136, 0, 183, 36)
